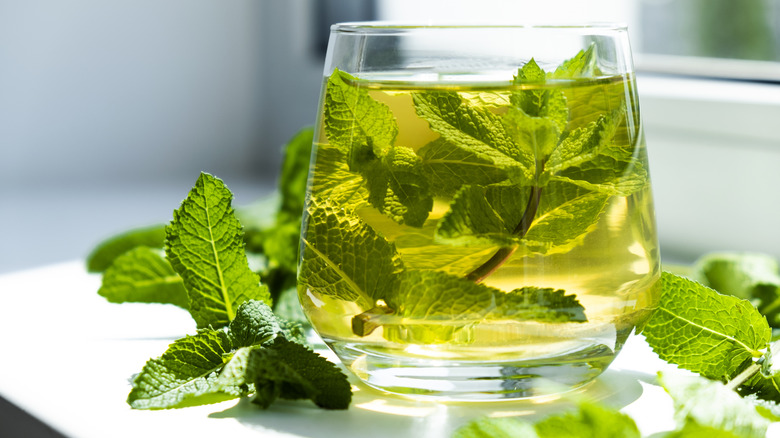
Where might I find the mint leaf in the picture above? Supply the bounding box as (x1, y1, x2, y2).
(128, 300, 306, 410)
(418, 137, 509, 197)
(324, 69, 397, 155)
(128, 329, 237, 409)
(511, 59, 569, 133)
(436, 182, 607, 255)
(413, 91, 534, 183)
(380, 270, 585, 343)
(453, 417, 538, 438)
(309, 144, 368, 208)
(165, 173, 272, 329)
(643, 272, 771, 381)
(248, 337, 351, 410)
(228, 299, 304, 347)
(98, 246, 188, 309)
(435, 183, 531, 247)
(323, 71, 432, 226)
(360, 145, 433, 227)
(550, 44, 599, 79)
(534, 403, 640, 438)
(520, 182, 609, 255)
(299, 198, 403, 308)
(693, 252, 780, 327)
(503, 107, 561, 161)
(659, 372, 770, 438)
(86, 224, 165, 272)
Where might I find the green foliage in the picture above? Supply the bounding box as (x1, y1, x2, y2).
(643, 272, 770, 382)
(453, 417, 538, 438)
(86, 224, 166, 272)
(127, 300, 345, 410)
(98, 246, 188, 309)
(534, 403, 640, 438)
(659, 372, 771, 438)
(165, 173, 272, 329)
(692, 252, 780, 328)
(248, 337, 352, 410)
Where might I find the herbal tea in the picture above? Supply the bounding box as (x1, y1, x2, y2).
(299, 47, 660, 398)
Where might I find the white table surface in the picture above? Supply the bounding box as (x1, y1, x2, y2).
(0, 261, 770, 438)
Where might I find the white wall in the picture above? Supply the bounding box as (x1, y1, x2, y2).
(0, 0, 268, 186)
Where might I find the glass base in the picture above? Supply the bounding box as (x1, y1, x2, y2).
(326, 339, 620, 401)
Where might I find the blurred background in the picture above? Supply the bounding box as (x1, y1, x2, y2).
(2, 0, 780, 274)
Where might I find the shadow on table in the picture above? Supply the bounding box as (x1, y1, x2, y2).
(209, 367, 650, 438)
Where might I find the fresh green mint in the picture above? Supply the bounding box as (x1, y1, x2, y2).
(453, 402, 641, 438)
(324, 70, 433, 226)
(91, 168, 351, 412)
(87, 224, 166, 273)
(97, 246, 188, 309)
(165, 173, 272, 329)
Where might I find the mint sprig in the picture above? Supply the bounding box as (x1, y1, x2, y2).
(165, 173, 272, 329)
(102, 172, 351, 411)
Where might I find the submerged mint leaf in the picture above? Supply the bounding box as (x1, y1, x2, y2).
(534, 402, 640, 438)
(98, 246, 188, 309)
(643, 272, 771, 381)
(413, 91, 534, 183)
(299, 198, 403, 308)
(324, 69, 397, 155)
(361, 145, 433, 227)
(511, 58, 569, 133)
(693, 252, 780, 328)
(86, 224, 165, 273)
(309, 144, 368, 209)
(248, 337, 352, 410)
(166, 173, 272, 329)
(453, 417, 538, 438)
(659, 372, 770, 438)
(128, 329, 238, 410)
(436, 182, 607, 256)
(550, 44, 599, 79)
(418, 137, 509, 197)
(378, 270, 585, 343)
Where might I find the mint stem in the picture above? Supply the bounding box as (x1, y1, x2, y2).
(725, 362, 762, 391)
(465, 185, 543, 283)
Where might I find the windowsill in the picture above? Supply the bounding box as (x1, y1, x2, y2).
(636, 74, 780, 262)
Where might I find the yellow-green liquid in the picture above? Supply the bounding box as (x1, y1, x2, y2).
(301, 74, 661, 398)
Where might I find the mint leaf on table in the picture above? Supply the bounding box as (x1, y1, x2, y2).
(534, 403, 640, 438)
(692, 252, 780, 328)
(248, 337, 352, 410)
(643, 272, 771, 382)
(659, 372, 771, 438)
(86, 224, 165, 272)
(299, 198, 403, 309)
(128, 329, 238, 410)
(165, 173, 272, 329)
(323, 69, 432, 226)
(128, 300, 330, 410)
(453, 417, 539, 438)
(412, 90, 534, 184)
(98, 246, 188, 309)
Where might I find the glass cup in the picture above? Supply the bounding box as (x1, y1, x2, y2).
(298, 23, 661, 400)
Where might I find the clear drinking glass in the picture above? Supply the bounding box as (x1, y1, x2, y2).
(298, 23, 661, 400)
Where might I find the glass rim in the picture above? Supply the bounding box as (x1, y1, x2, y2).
(330, 21, 628, 33)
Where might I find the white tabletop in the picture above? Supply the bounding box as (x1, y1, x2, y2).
(0, 261, 752, 438)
